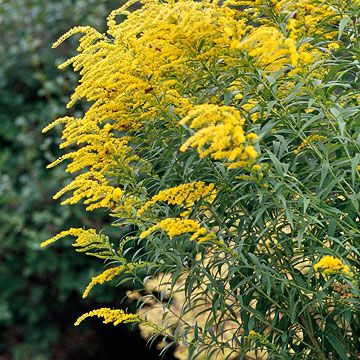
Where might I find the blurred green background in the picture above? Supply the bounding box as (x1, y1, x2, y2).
(0, 1, 174, 359)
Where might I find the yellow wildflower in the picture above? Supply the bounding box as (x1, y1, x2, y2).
(314, 255, 352, 276)
(83, 262, 150, 298)
(237, 26, 317, 73)
(75, 308, 141, 326)
(248, 330, 258, 337)
(45, 0, 336, 217)
(83, 266, 125, 298)
(52, 173, 123, 211)
(137, 181, 217, 217)
(41, 228, 104, 248)
(244, 145, 258, 159)
(140, 218, 214, 243)
(180, 104, 258, 169)
(294, 134, 325, 154)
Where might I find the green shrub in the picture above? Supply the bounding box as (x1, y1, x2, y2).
(43, 0, 360, 359)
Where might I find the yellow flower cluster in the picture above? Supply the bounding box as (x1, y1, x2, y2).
(46, 126, 133, 176)
(45, 0, 340, 217)
(83, 262, 150, 298)
(238, 26, 316, 74)
(314, 256, 351, 276)
(273, 0, 336, 40)
(140, 218, 214, 243)
(52, 26, 103, 51)
(74, 308, 141, 326)
(45, 0, 251, 214)
(226, 0, 337, 41)
(83, 266, 125, 298)
(248, 330, 258, 337)
(43, 120, 134, 211)
(294, 134, 325, 154)
(227, 0, 339, 75)
(137, 182, 217, 217)
(180, 104, 258, 169)
(41, 227, 106, 249)
(52, 0, 248, 131)
(52, 173, 124, 211)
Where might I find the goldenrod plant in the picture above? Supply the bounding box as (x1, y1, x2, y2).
(42, 0, 360, 358)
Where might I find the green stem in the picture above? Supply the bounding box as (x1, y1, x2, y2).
(299, 314, 327, 360)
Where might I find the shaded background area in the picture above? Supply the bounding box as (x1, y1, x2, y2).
(0, 1, 174, 359)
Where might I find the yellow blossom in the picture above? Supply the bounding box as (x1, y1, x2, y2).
(180, 104, 258, 169)
(137, 181, 217, 217)
(75, 308, 141, 326)
(53, 173, 123, 211)
(45, 0, 336, 218)
(314, 256, 352, 276)
(294, 134, 325, 154)
(237, 26, 317, 74)
(83, 262, 150, 298)
(41, 228, 105, 248)
(248, 330, 258, 337)
(140, 218, 214, 243)
(83, 267, 125, 298)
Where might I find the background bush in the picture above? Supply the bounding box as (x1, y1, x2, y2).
(0, 1, 174, 359)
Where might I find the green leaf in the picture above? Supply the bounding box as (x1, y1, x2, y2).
(338, 17, 350, 40)
(325, 334, 348, 360)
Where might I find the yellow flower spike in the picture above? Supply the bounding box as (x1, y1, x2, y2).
(314, 255, 353, 276)
(74, 308, 141, 326)
(137, 181, 216, 217)
(82, 262, 150, 298)
(248, 330, 258, 337)
(52, 26, 102, 49)
(83, 266, 126, 298)
(244, 145, 258, 159)
(246, 133, 259, 141)
(42, 116, 75, 133)
(41, 227, 109, 250)
(46, 153, 73, 169)
(189, 227, 207, 241)
(106, 0, 140, 31)
(52, 172, 124, 211)
(41, 228, 88, 248)
(180, 104, 258, 168)
(140, 218, 211, 243)
(294, 134, 325, 155)
(236, 21, 329, 74)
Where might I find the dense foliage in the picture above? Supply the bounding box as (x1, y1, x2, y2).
(43, 0, 359, 359)
(0, 1, 169, 359)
